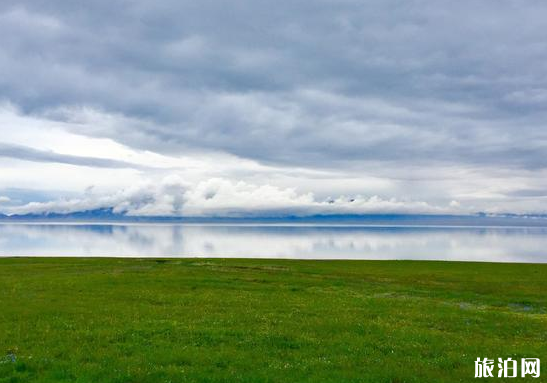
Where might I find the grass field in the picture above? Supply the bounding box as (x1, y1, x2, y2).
(0, 258, 545, 382)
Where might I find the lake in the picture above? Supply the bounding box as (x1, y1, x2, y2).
(0, 223, 546, 263)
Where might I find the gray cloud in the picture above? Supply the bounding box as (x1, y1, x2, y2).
(1, 0, 546, 170)
(1, 1, 547, 214)
(0, 142, 148, 169)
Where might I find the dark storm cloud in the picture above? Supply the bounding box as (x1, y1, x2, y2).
(1, 0, 547, 169)
(0, 142, 148, 169)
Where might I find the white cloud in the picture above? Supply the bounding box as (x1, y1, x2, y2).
(4, 176, 460, 217)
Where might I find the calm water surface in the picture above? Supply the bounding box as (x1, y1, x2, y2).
(0, 223, 546, 263)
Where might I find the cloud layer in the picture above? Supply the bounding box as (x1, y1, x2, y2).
(6, 176, 449, 217)
(1, 1, 547, 216)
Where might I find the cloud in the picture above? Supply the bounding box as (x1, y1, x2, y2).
(0, 196, 10, 204)
(1, 1, 547, 215)
(5, 176, 186, 217)
(0, 142, 152, 169)
(0, 1, 547, 169)
(4, 176, 456, 217)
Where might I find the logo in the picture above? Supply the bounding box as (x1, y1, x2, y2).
(475, 358, 540, 378)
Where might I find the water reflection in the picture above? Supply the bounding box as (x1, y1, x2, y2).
(0, 224, 546, 263)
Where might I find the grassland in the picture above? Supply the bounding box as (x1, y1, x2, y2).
(0, 258, 546, 382)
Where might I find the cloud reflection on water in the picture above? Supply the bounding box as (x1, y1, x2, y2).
(0, 224, 546, 263)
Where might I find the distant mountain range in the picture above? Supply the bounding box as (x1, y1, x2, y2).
(1, 208, 547, 227)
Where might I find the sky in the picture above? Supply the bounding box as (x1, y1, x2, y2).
(1, 0, 547, 217)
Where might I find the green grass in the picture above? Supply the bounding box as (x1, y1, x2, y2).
(0, 258, 546, 382)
